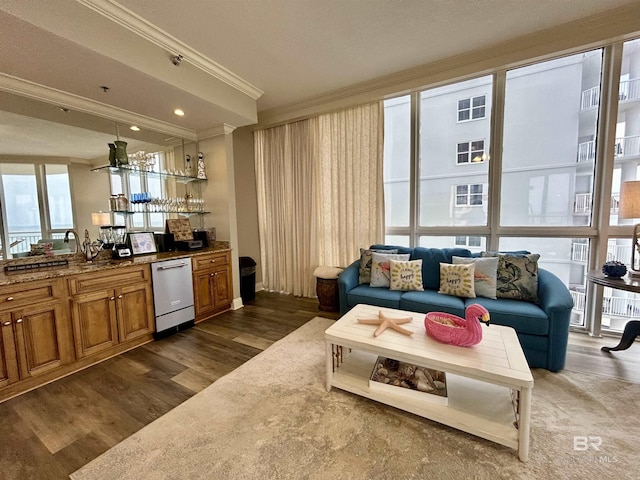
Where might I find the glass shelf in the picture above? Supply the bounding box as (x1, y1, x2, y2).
(92, 165, 206, 184)
(111, 210, 210, 216)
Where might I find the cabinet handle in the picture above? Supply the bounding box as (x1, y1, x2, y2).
(110, 296, 115, 301)
(6, 296, 14, 301)
(118, 294, 123, 299)
(16, 318, 23, 323)
(210, 260, 216, 263)
(2, 321, 11, 326)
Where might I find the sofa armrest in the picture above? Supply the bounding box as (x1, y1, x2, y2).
(338, 260, 360, 315)
(537, 268, 574, 371)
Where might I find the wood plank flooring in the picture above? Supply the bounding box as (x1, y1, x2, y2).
(0, 291, 638, 479)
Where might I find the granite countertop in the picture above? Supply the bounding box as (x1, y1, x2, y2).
(0, 241, 231, 286)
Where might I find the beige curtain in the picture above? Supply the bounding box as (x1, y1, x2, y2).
(255, 102, 384, 297)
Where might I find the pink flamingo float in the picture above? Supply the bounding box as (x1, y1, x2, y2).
(424, 303, 490, 347)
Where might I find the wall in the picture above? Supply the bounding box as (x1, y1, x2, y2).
(69, 162, 111, 240)
(198, 130, 242, 308)
(232, 126, 262, 287)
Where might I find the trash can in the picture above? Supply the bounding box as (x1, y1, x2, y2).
(239, 256, 257, 303)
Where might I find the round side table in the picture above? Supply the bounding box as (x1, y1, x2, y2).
(313, 266, 344, 312)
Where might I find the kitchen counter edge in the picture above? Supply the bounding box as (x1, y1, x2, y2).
(0, 243, 231, 286)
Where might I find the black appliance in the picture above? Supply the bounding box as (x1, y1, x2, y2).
(174, 239, 204, 251)
(192, 230, 209, 247)
(154, 233, 175, 252)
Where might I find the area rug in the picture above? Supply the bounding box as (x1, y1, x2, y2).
(71, 317, 639, 480)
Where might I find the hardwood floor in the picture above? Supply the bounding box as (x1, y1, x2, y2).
(0, 292, 638, 479)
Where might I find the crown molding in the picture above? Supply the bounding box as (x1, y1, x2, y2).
(0, 72, 198, 141)
(197, 123, 237, 140)
(257, 3, 640, 129)
(77, 0, 263, 101)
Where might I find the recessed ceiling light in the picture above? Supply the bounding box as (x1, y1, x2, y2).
(174, 109, 185, 116)
(130, 126, 140, 131)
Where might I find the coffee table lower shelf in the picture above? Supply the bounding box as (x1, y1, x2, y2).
(327, 348, 520, 453)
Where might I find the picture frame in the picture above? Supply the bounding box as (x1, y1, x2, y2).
(128, 232, 157, 255)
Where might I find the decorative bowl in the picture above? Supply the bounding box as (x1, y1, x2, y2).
(602, 261, 627, 278)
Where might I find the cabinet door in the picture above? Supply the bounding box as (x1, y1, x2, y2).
(212, 265, 232, 308)
(0, 312, 19, 387)
(70, 290, 119, 358)
(13, 302, 74, 379)
(193, 270, 216, 318)
(116, 282, 154, 342)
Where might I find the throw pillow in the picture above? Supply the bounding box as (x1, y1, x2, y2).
(359, 248, 398, 284)
(438, 263, 476, 298)
(389, 259, 424, 291)
(452, 256, 498, 299)
(370, 252, 411, 288)
(481, 252, 540, 303)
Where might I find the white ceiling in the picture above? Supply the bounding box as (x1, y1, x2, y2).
(0, 0, 638, 159)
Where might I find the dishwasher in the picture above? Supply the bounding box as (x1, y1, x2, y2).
(151, 257, 195, 339)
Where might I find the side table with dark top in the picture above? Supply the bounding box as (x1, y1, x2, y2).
(586, 271, 640, 352)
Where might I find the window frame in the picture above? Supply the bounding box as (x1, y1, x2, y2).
(456, 139, 486, 165)
(455, 183, 485, 207)
(457, 95, 487, 122)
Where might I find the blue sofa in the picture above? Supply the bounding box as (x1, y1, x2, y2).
(338, 245, 574, 372)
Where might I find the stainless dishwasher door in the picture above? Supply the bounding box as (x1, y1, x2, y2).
(151, 258, 195, 334)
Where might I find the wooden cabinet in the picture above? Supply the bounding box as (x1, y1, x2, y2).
(69, 265, 154, 358)
(0, 279, 74, 388)
(192, 251, 232, 322)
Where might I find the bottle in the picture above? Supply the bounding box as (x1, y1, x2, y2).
(185, 154, 193, 177)
(115, 193, 129, 212)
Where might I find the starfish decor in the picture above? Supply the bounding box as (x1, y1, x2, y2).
(357, 311, 414, 337)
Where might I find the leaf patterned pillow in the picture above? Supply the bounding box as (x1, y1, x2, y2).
(438, 263, 476, 298)
(389, 259, 424, 291)
(482, 252, 540, 303)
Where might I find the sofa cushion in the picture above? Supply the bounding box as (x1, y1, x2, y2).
(400, 290, 466, 317)
(482, 252, 540, 303)
(464, 297, 549, 335)
(410, 247, 472, 290)
(359, 248, 397, 284)
(438, 263, 476, 298)
(346, 285, 404, 310)
(389, 259, 424, 291)
(452, 256, 498, 299)
(370, 252, 411, 287)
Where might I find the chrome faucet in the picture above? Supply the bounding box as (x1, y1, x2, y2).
(63, 229, 81, 253)
(82, 229, 102, 262)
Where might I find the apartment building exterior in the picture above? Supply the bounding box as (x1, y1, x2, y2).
(384, 39, 640, 333)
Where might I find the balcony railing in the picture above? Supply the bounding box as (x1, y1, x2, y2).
(570, 290, 640, 319)
(7, 231, 65, 255)
(614, 135, 640, 158)
(571, 290, 585, 312)
(581, 86, 599, 110)
(618, 78, 640, 102)
(580, 78, 639, 111)
(574, 193, 619, 214)
(577, 140, 596, 162)
(571, 239, 630, 264)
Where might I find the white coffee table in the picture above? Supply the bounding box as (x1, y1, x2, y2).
(325, 304, 534, 461)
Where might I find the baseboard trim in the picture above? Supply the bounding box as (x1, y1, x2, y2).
(232, 297, 244, 310)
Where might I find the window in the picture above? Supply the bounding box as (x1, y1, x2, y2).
(455, 236, 482, 247)
(0, 163, 74, 258)
(458, 95, 486, 121)
(457, 140, 486, 164)
(455, 184, 484, 206)
(383, 38, 640, 337)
